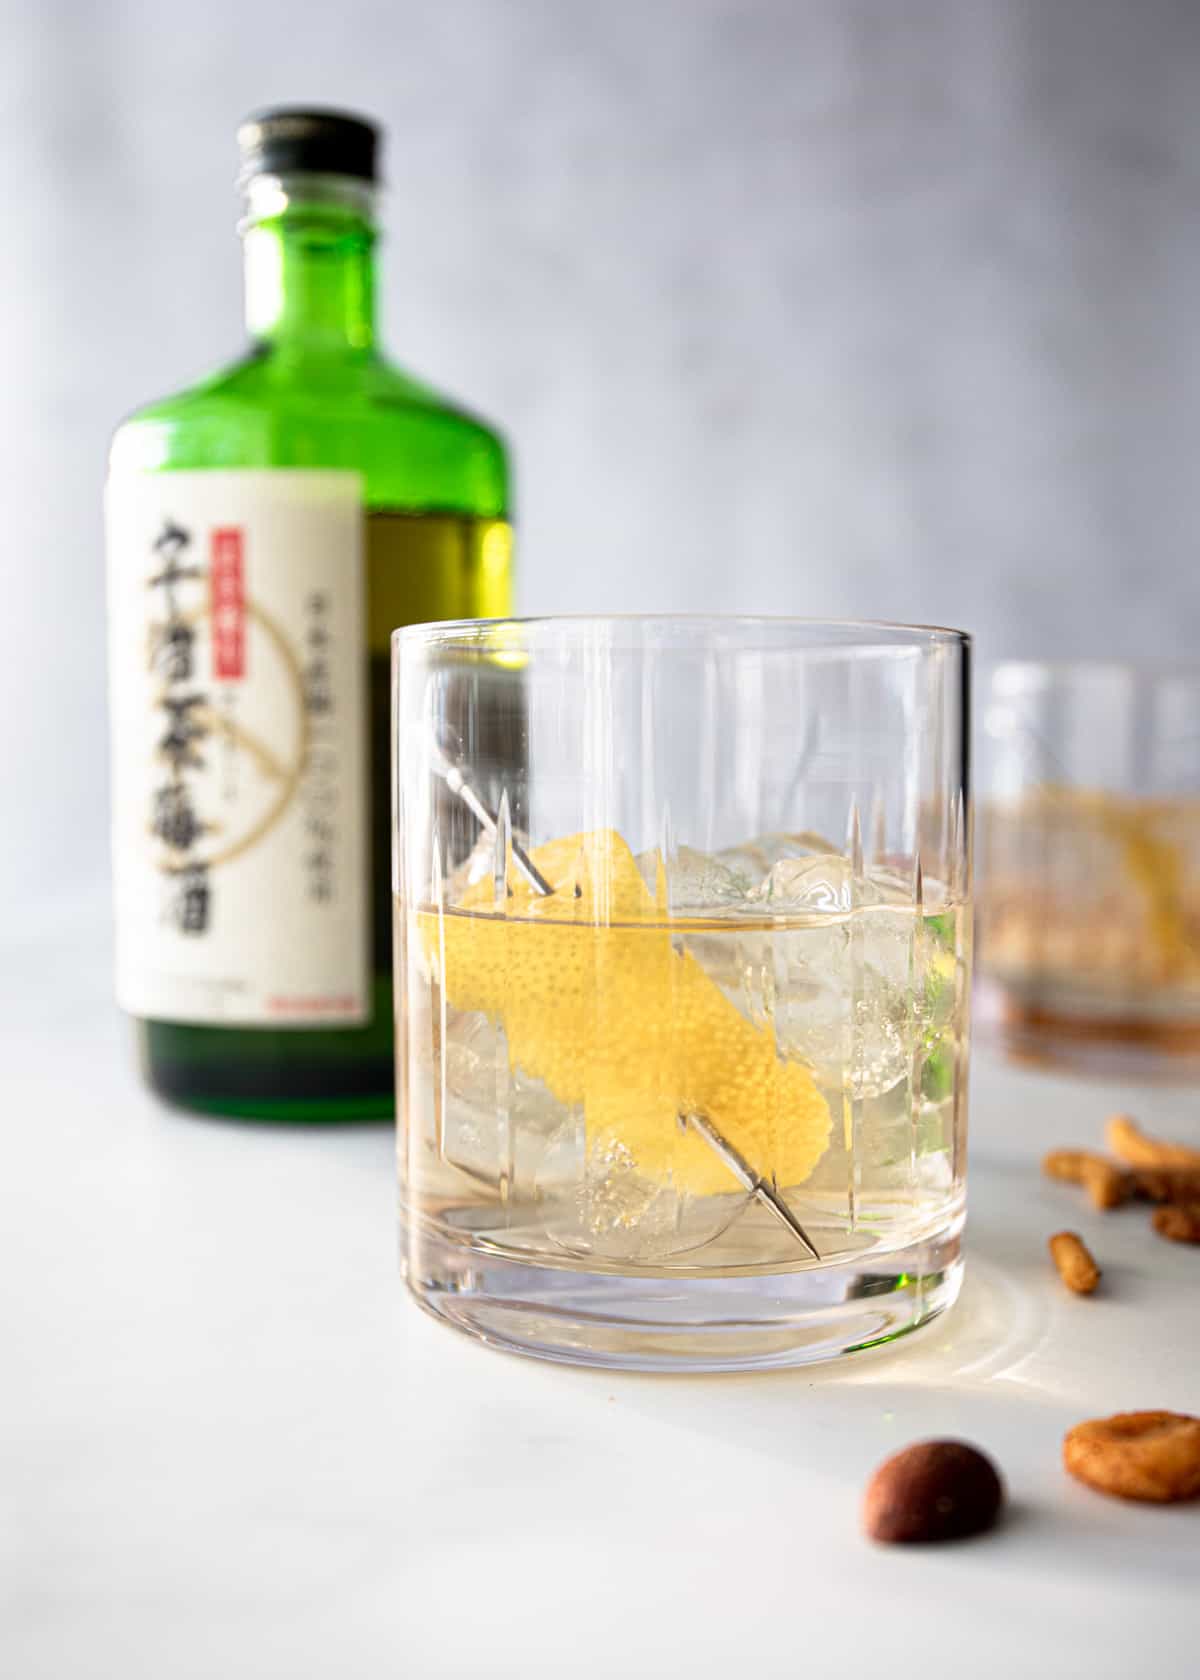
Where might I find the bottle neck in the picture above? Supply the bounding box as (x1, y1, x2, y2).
(241, 173, 377, 355)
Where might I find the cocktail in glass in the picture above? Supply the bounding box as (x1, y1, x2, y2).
(979, 660, 1200, 1075)
(394, 617, 971, 1371)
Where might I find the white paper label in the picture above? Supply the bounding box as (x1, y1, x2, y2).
(106, 470, 369, 1025)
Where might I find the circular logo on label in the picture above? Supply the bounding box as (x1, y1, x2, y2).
(149, 599, 308, 875)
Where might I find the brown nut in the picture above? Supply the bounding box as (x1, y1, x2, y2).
(1133, 1167, 1200, 1204)
(1152, 1204, 1200, 1244)
(1081, 1158, 1133, 1210)
(1064, 1411, 1200, 1503)
(1048, 1231, 1100, 1294)
(1106, 1114, 1200, 1170)
(863, 1440, 1004, 1543)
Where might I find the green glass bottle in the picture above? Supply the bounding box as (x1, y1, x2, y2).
(106, 108, 512, 1120)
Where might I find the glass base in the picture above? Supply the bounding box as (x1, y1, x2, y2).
(402, 1217, 964, 1373)
(976, 978, 1200, 1083)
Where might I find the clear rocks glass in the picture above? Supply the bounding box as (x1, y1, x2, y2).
(978, 660, 1200, 1077)
(393, 617, 972, 1371)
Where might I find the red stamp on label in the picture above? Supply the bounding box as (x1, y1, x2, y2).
(210, 528, 245, 680)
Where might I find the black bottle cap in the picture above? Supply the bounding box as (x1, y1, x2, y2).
(237, 107, 381, 182)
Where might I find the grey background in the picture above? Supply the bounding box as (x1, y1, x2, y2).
(4, 0, 1199, 917)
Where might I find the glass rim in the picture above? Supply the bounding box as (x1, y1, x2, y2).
(987, 656, 1200, 680)
(392, 613, 971, 653)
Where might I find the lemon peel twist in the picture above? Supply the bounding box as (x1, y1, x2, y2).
(423, 828, 831, 1196)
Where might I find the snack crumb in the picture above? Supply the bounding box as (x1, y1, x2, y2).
(1064, 1411, 1200, 1503)
(1151, 1204, 1200, 1245)
(1048, 1230, 1101, 1294)
(1134, 1166, 1200, 1205)
(1083, 1158, 1132, 1210)
(1042, 1148, 1091, 1184)
(1106, 1114, 1200, 1171)
(1041, 1149, 1130, 1209)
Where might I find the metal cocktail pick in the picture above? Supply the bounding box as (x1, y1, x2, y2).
(682, 1112, 820, 1259)
(430, 748, 821, 1260)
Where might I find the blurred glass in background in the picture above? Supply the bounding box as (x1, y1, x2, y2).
(977, 660, 1200, 1077)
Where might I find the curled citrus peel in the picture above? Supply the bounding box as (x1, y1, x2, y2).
(422, 828, 831, 1197)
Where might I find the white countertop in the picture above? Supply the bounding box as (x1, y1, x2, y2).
(6, 907, 1199, 1679)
